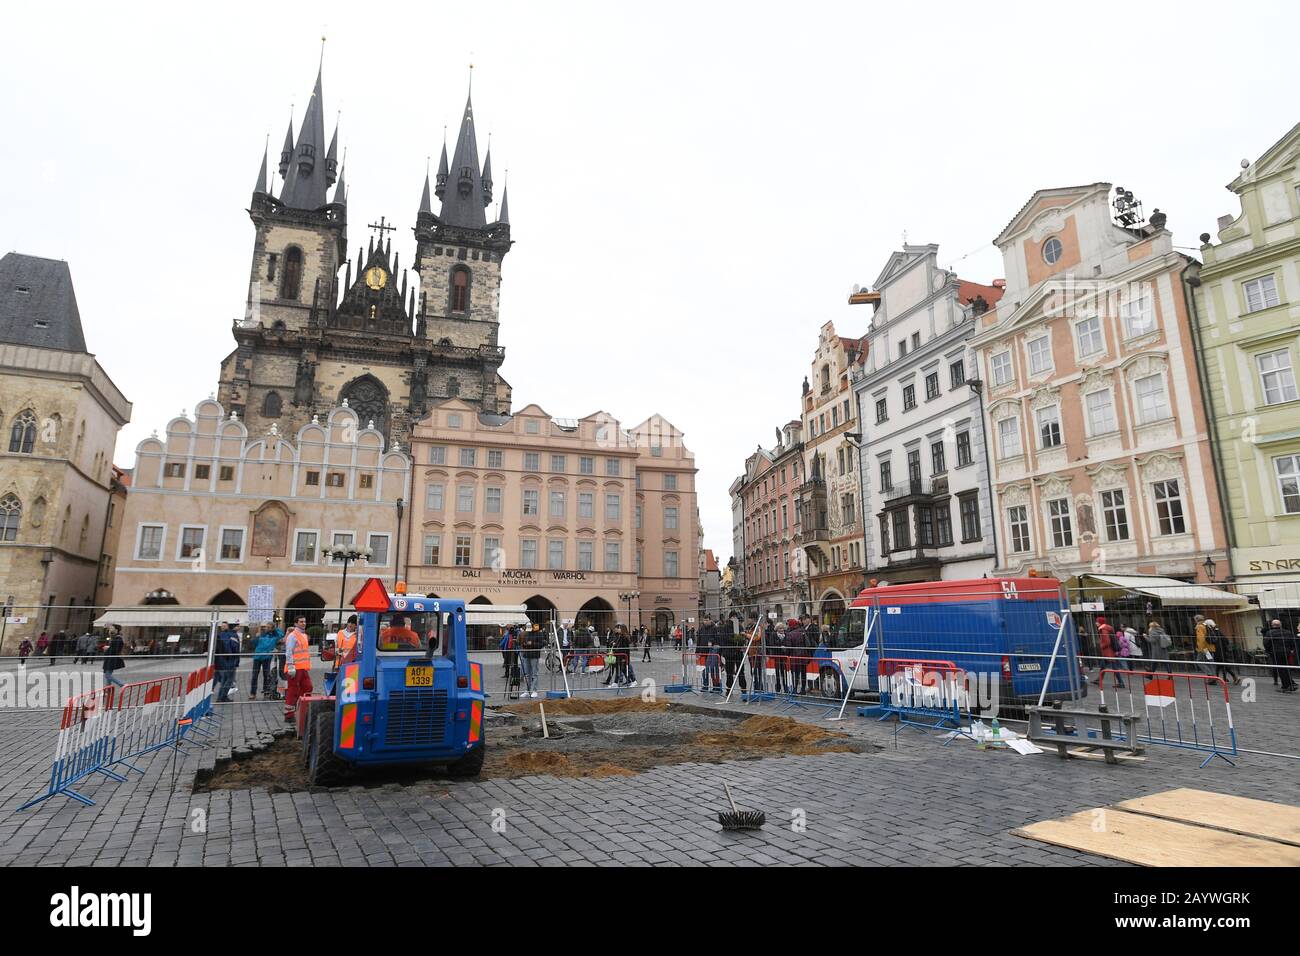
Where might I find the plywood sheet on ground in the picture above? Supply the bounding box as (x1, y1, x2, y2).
(1013, 809, 1300, 866)
(1114, 789, 1300, 847)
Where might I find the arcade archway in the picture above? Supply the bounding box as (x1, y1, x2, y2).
(576, 597, 615, 634)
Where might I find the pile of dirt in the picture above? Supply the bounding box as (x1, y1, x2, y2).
(499, 751, 635, 777)
(693, 715, 855, 755)
(195, 741, 307, 793)
(500, 697, 668, 716)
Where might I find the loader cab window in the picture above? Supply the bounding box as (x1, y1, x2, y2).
(377, 612, 440, 654)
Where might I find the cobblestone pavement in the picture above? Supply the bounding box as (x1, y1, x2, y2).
(1, 662, 1296, 867)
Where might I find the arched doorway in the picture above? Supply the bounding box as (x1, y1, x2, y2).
(577, 597, 615, 634)
(208, 588, 244, 607)
(285, 590, 327, 628)
(523, 594, 557, 629)
(340, 374, 391, 442)
(653, 608, 675, 639)
(468, 595, 492, 605)
(818, 590, 846, 633)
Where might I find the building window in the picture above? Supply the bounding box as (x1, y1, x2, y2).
(959, 493, 981, 542)
(579, 456, 594, 474)
(878, 515, 891, 556)
(455, 534, 472, 567)
(447, 413, 463, 428)
(664, 473, 677, 491)
(997, 417, 1021, 459)
(326, 472, 345, 488)
(956, 431, 972, 467)
(1086, 389, 1117, 435)
(219, 465, 234, 481)
(606, 458, 621, 477)
(484, 537, 502, 569)
(1152, 479, 1187, 535)
(1100, 489, 1130, 541)
(605, 494, 621, 521)
(1134, 374, 1171, 424)
(1047, 498, 1073, 549)
(950, 360, 966, 389)
(549, 454, 566, 472)
(875, 397, 888, 423)
(925, 372, 940, 400)
(456, 485, 475, 512)
(429, 445, 447, 465)
(1257, 349, 1299, 405)
(1075, 316, 1104, 357)
(604, 541, 621, 571)
(194, 464, 211, 480)
(665, 506, 678, 529)
(294, 531, 318, 563)
(422, 534, 441, 565)
(546, 539, 565, 570)
(220, 528, 245, 561)
(578, 492, 594, 519)
(903, 384, 917, 410)
(1275, 455, 1300, 514)
(841, 494, 855, 525)
(879, 458, 894, 492)
(137, 524, 164, 560)
(523, 452, 540, 472)
(524, 418, 539, 435)
(164, 462, 185, 479)
(450, 267, 470, 312)
(359, 474, 373, 490)
(578, 540, 594, 571)
(262, 391, 283, 418)
(1008, 505, 1030, 553)
(1026, 335, 1052, 375)
(907, 449, 921, 485)
(549, 490, 566, 518)
(1122, 291, 1156, 338)
(458, 448, 476, 467)
(990, 351, 1013, 386)
(891, 509, 910, 550)
(657, 549, 675, 577)
(425, 483, 445, 510)
(368, 533, 389, 566)
(179, 526, 205, 559)
(487, 449, 504, 468)
(280, 247, 303, 300)
(1037, 405, 1062, 448)
(936, 502, 953, 546)
(0, 494, 21, 542)
(931, 441, 946, 475)
(522, 489, 540, 516)
(917, 506, 934, 546)
(486, 486, 502, 513)
(1042, 237, 1063, 264)
(1244, 275, 1280, 313)
(635, 503, 642, 529)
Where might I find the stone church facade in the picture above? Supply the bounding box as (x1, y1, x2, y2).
(217, 62, 513, 450)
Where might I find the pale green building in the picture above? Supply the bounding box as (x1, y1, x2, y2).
(1190, 122, 1300, 613)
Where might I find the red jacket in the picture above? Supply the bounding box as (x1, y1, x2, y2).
(1099, 624, 1116, 658)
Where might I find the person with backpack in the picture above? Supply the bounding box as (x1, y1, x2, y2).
(1099, 617, 1123, 688)
(250, 624, 279, 699)
(1205, 619, 1240, 685)
(1146, 619, 1173, 671)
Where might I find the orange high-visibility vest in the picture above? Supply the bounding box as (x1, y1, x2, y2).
(336, 627, 357, 663)
(288, 627, 312, 671)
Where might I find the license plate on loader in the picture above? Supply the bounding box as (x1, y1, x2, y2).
(406, 665, 433, 687)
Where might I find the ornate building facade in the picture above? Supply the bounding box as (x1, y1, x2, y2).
(217, 61, 513, 451)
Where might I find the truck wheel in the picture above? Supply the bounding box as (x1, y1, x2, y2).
(819, 667, 842, 700)
(446, 740, 486, 778)
(301, 712, 314, 768)
(306, 708, 349, 787)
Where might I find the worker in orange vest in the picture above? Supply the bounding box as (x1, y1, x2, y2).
(284, 615, 313, 723)
(336, 614, 359, 666)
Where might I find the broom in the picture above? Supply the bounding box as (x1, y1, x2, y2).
(718, 781, 766, 830)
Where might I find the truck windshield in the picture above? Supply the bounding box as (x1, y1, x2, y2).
(828, 608, 868, 649)
(376, 612, 440, 654)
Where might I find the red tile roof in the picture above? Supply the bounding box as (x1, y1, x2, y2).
(703, 549, 719, 573)
(957, 279, 1005, 310)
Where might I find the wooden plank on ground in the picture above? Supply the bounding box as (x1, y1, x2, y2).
(1013, 809, 1300, 867)
(1114, 789, 1300, 848)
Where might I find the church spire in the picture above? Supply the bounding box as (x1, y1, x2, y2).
(253, 138, 269, 198)
(435, 137, 449, 200)
(325, 118, 339, 187)
(481, 143, 493, 206)
(419, 166, 432, 215)
(278, 117, 294, 178)
(333, 157, 347, 206)
(498, 181, 510, 225)
(278, 60, 332, 210)
(438, 90, 487, 228)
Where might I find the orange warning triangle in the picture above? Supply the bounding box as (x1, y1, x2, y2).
(351, 577, 391, 613)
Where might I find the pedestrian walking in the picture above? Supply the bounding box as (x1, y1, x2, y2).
(520, 624, 543, 698)
(722, 623, 748, 695)
(75, 630, 95, 664)
(282, 615, 313, 723)
(1146, 619, 1172, 671)
(1264, 619, 1295, 692)
(703, 618, 722, 692)
(786, 618, 808, 695)
(35, 631, 49, 663)
(1098, 616, 1123, 687)
(1206, 619, 1240, 685)
(18, 638, 33, 663)
(250, 625, 279, 699)
(771, 620, 789, 693)
(215, 621, 241, 702)
(749, 619, 765, 692)
(102, 629, 126, 688)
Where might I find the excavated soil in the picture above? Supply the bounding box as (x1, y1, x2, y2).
(194, 699, 872, 792)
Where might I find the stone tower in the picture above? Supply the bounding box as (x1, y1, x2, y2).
(217, 60, 512, 448)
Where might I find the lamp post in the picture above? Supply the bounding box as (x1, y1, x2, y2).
(618, 590, 640, 635)
(327, 544, 372, 629)
(1203, 554, 1217, 583)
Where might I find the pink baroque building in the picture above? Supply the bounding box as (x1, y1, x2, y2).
(970, 183, 1228, 582)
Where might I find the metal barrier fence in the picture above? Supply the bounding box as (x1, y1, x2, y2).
(1097, 668, 1237, 768)
(858, 659, 971, 739)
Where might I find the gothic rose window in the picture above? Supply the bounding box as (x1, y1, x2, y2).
(341, 377, 390, 439)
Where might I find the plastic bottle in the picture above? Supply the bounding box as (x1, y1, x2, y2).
(991, 718, 1002, 748)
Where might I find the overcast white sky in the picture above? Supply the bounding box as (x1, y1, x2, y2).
(2, 1, 1296, 561)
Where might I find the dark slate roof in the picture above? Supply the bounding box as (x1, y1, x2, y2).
(439, 94, 489, 228)
(0, 253, 87, 352)
(279, 67, 332, 210)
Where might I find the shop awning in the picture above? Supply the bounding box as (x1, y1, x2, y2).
(1253, 583, 1300, 610)
(1079, 574, 1248, 609)
(93, 607, 249, 628)
(464, 606, 530, 627)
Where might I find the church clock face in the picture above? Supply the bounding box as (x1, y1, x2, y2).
(364, 266, 388, 291)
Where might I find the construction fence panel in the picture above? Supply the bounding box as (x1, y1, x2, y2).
(1097, 668, 1237, 768)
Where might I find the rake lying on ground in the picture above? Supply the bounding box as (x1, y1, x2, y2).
(718, 781, 766, 830)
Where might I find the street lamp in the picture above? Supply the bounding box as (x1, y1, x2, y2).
(327, 544, 372, 628)
(1202, 555, 1217, 583)
(618, 590, 640, 634)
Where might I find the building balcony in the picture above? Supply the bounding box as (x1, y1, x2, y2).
(882, 475, 949, 504)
